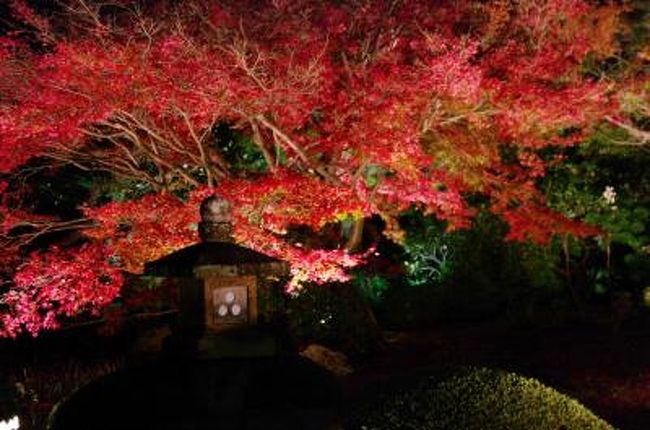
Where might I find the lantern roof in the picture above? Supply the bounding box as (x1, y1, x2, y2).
(143, 241, 285, 277)
(143, 194, 288, 277)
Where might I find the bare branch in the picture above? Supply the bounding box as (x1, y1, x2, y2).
(249, 118, 277, 173)
(256, 115, 341, 185)
(605, 116, 650, 146)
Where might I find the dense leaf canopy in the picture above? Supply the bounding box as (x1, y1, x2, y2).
(0, 0, 642, 336)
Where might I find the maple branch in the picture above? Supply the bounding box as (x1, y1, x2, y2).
(82, 128, 142, 170)
(249, 118, 277, 173)
(340, 52, 355, 84)
(72, 0, 106, 31)
(181, 111, 214, 186)
(255, 115, 309, 160)
(80, 150, 162, 190)
(605, 116, 650, 147)
(2, 217, 97, 250)
(93, 122, 168, 184)
(176, 109, 229, 185)
(160, 129, 205, 166)
(46, 83, 93, 101)
(230, 35, 270, 92)
(43, 148, 92, 172)
(115, 111, 168, 147)
(420, 98, 495, 134)
(6, 1, 58, 45)
(117, 109, 230, 181)
(98, 115, 203, 188)
(255, 115, 341, 185)
(72, 138, 156, 189)
(115, 112, 205, 171)
(344, 217, 365, 251)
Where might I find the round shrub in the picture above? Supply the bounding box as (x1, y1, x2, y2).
(350, 367, 614, 430)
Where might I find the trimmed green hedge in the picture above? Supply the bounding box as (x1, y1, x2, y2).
(350, 367, 614, 430)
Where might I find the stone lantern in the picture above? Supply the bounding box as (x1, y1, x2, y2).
(142, 195, 289, 355)
(49, 199, 344, 430)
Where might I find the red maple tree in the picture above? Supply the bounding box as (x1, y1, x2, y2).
(0, 0, 629, 336)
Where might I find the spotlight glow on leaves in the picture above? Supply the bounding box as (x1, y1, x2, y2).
(0, 0, 630, 336)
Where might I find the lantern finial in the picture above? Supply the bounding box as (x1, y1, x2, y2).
(199, 195, 233, 242)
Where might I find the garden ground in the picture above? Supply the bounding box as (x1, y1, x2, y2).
(2, 310, 649, 430)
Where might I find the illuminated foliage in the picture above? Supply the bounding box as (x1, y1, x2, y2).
(0, 0, 634, 336)
(0, 243, 121, 337)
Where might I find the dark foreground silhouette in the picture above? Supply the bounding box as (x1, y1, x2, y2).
(49, 356, 341, 430)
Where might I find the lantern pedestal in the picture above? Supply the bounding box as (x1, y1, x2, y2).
(163, 326, 282, 359)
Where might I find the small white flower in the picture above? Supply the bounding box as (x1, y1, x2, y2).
(0, 415, 20, 430)
(602, 186, 616, 205)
